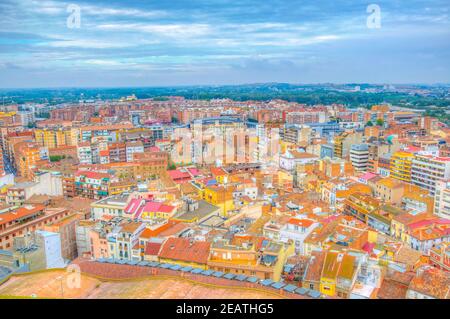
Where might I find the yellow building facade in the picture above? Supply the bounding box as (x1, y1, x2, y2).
(390, 151, 415, 182)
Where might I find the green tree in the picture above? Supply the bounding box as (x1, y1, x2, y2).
(366, 120, 373, 127)
(49, 155, 66, 162)
(376, 118, 384, 126)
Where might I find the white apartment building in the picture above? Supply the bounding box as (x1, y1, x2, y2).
(411, 154, 450, 195)
(125, 141, 144, 162)
(279, 217, 319, 254)
(18, 111, 35, 127)
(279, 149, 318, 171)
(434, 180, 450, 219)
(77, 143, 92, 164)
(350, 144, 369, 172)
(6, 171, 63, 206)
(107, 222, 145, 261)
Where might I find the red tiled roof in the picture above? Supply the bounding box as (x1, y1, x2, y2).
(145, 241, 163, 256)
(408, 268, 450, 299)
(139, 221, 180, 239)
(409, 218, 450, 230)
(168, 170, 191, 181)
(0, 205, 45, 225)
(187, 168, 201, 176)
(75, 170, 110, 179)
(141, 202, 175, 215)
(210, 167, 227, 176)
(288, 218, 314, 228)
(157, 222, 189, 237)
(158, 237, 211, 264)
(359, 172, 378, 181)
(124, 199, 144, 215)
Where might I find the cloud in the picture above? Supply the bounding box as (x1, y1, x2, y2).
(44, 39, 133, 49)
(0, 0, 450, 86)
(97, 23, 211, 38)
(81, 5, 168, 18)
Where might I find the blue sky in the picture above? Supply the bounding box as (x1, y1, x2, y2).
(0, 0, 449, 88)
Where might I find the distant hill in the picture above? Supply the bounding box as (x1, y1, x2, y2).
(0, 83, 449, 109)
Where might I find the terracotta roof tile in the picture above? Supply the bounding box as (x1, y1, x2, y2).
(158, 237, 211, 264)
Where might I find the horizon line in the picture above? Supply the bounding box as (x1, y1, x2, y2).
(1, 81, 450, 91)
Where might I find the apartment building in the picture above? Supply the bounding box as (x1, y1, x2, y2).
(207, 237, 294, 281)
(430, 242, 450, 272)
(34, 128, 73, 149)
(13, 141, 43, 179)
(434, 180, 450, 219)
(350, 144, 369, 172)
(74, 171, 111, 199)
(77, 142, 92, 164)
(411, 154, 450, 195)
(390, 151, 415, 182)
(333, 131, 363, 159)
(107, 221, 145, 261)
(0, 206, 70, 251)
(125, 141, 144, 162)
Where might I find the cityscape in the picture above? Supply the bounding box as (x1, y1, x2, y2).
(0, 0, 450, 304)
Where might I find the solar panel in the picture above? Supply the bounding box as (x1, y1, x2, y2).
(212, 271, 224, 278)
(295, 287, 307, 295)
(191, 268, 203, 274)
(201, 270, 214, 276)
(260, 279, 274, 286)
(117, 260, 127, 264)
(170, 265, 182, 270)
(271, 282, 285, 289)
(235, 274, 247, 281)
(97, 258, 106, 263)
(181, 266, 193, 272)
(283, 284, 297, 293)
(246, 276, 259, 283)
(223, 273, 235, 280)
(308, 290, 321, 298)
(137, 261, 149, 266)
(160, 263, 171, 269)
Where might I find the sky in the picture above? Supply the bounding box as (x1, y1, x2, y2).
(0, 0, 449, 88)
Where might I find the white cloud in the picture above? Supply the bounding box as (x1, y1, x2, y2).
(81, 5, 167, 18)
(44, 39, 132, 49)
(15, 0, 167, 18)
(97, 23, 211, 38)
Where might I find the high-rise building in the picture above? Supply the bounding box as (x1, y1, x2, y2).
(390, 151, 415, 182)
(411, 154, 450, 195)
(35, 128, 72, 149)
(434, 180, 450, 219)
(350, 144, 369, 172)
